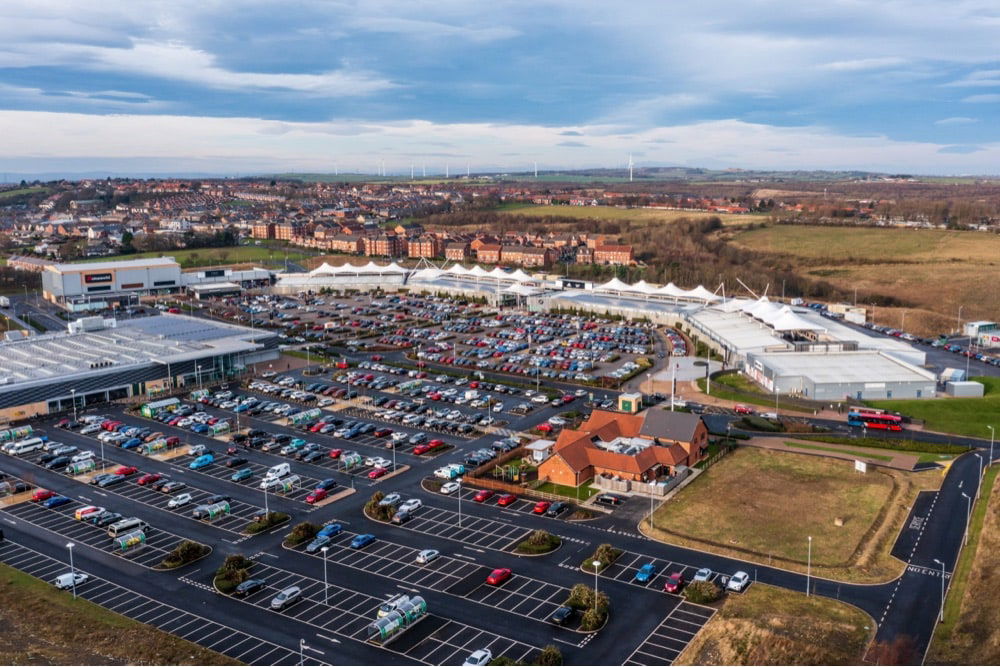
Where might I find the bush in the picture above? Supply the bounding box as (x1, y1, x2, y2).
(739, 416, 782, 432)
(245, 511, 289, 534)
(159, 540, 209, 569)
(581, 543, 621, 572)
(285, 521, 319, 546)
(579, 607, 607, 632)
(535, 645, 563, 666)
(364, 491, 395, 521)
(684, 580, 722, 604)
(565, 584, 609, 613)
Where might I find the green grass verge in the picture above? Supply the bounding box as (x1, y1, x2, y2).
(696, 376, 816, 411)
(868, 376, 1000, 440)
(534, 481, 600, 500)
(783, 441, 895, 462)
(933, 465, 999, 644)
(799, 435, 970, 456)
(0, 560, 237, 664)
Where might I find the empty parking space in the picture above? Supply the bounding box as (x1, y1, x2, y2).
(228, 559, 540, 665)
(390, 502, 532, 552)
(0, 540, 303, 665)
(2, 497, 204, 569)
(625, 601, 716, 666)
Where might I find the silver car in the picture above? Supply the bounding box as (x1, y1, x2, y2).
(270, 585, 302, 610)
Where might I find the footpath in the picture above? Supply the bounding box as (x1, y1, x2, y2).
(745, 436, 920, 471)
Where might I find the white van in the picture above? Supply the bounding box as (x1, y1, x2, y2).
(71, 450, 95, 463)
(9, 438, 45, 456)
(107, 518, 149, 538)
(263, 462, 290, 482)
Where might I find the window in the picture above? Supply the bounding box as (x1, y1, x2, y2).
(87, 285, 111, 292)
(153, 280, 175, 287)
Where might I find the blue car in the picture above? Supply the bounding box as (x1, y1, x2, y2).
(306, 534, 331, 553)
(635, 563, 657, 583)
(189, 454, 214, 469)
(350, 533, 375, 549)
(121, 437, 142, 450)
(42, 495, 72, 508)
(230, 468, 253, 482)
(317, 523, 343, 538)
(191, 424, 209, 434)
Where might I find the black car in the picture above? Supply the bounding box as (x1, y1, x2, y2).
(390, 510, 412, 525)
(594, 493, 625, 506)
(89, 473, 115, 486)
(550, 606, 576, 626)
(39, 452, 60, 465)
(247, 429, 267, 438)
(90, 511, 124, 527)
(10, 481, 29, 494)
(225, 457, 248, 468)
(98, 474, 126, 488)
(302, 450, 324, 464)
(545, 501, 569, 517)
(43, 456, 71, 470)
(315, 478, 337, 492)
(207, 494, 232, 504)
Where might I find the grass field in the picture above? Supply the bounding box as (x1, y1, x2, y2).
(0, 186, 51, 200)
(497, 204, 762, 226)
(0, 561, 237, 665)
(927, 465, 1000, 665)
(534, 481, 600, 500)
(80, 246, 312, 269)
(729, 225, 1000, 332)
(675, 583, 873, 666)
(869, 376, 1000, 440)
(643, 448, 940, 582)
(783, 441, 895, 462)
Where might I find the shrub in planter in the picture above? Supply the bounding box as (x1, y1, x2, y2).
(285, 521, 319, 546)
(160, 540, 209, 569)
(535, 645, 563, 666)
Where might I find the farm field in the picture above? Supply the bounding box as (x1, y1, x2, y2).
(0, 186, 52, 200)
(729, 225, 1000, 332)
(675, 583, 872, 666)
(79, 246, 312, 269)
(642, 447, 939, 582)
(498, 204, 763, 225)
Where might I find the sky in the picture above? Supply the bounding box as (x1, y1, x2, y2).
(1, 0, 1000, 177)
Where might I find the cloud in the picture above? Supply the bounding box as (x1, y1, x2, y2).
(1, 109, 999, 175)
(557, 141, 587, 147)
(944, 69, 1000, 87)
(346, 16, 519, 43)
(938, 145, 984, 154)
(934, 116, 978, 125)
(818, 57, 907, 72)
(559, 130, 584, 136)
(963, 94, 1000, 103)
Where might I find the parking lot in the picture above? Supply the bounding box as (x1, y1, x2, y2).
(624, 601, 716, 666)
(289, 528, 573, 625)
(224, 558, 542, 665)
(0, 540, 304, 665)
(3, 494, 203, 569)
(388, 501, 532, 552)
(448, 484, 576, 522)
(599, 548, 731, 593)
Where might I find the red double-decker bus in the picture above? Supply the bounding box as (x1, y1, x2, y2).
(847, 408, 904, 431)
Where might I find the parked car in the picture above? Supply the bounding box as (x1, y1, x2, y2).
(415, 549, 439, 564)
(727, 571, 751, 592)
(635, 563, 657, 583)
(486, 568, 512, 585)
(350, 533, 376, 549)
(664, 572, 685, 593)
(550, 606, 576, 626)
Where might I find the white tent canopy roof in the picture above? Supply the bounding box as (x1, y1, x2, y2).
(596, 277, 632, 292)
(468, 265, 490, 278)
(446, 264, 469, 275)
(507, 268, 533, 282)
(770, 308, 827, 332)
(410, 267, 443, 281)
(629, 280, 659, 295)
(487, 267, 508, 279)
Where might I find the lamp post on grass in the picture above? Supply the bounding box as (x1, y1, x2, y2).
(806, 536, 812, 597)
(66, 542, 76, 600)
(988, 425, 995, 468)
(592, 560, 601, 608)
(321, 546, 329, 605)
(962, 492, 972, 545)
(974, 453, 983, 500)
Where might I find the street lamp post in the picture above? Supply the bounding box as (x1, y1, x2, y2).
(933, 558, 945, 622)
(975, 453, 984, 500)
(806, 536, 812, 597)
(962, 492, 972, 545)
(989, 425, 995, 468)
(299, 639, 306, 666)
(321, 546, 329, 605)
(592, 560, 601, 608)
(70, 388, 77, 422)
(197, 364, 203, 391)
(457, 478, 462, 527)
(66, 542, 76, 599)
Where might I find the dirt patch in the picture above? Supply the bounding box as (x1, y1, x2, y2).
(676, 583, 873, 666)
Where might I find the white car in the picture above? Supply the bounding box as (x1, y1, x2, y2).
(692, 567, 712, 582)
(370, 457, 391, 469)
(463, 649, 492, 667)
(531, 395, 548, 404)
(440, 481, 460, 494)
(548, 416, 567, 426)
(415, 549, 439, 564)
(399, 499, 422, 513)
(726, 571, 750, 592)
(53, 572, 89, 590)
(378, 493, 401, 507)
(168, 493, 193, 509)
(574, 389, 587, 397)
(492, 403, 504, 412)
(80, 424, 101, 435)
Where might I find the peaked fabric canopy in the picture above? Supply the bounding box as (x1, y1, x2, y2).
(596, 277, 632, 292)
(468, 265, 490, 278)
(507, 269, 533, 282)
(446, 264, 469, 275)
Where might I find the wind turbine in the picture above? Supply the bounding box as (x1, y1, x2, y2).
(628, 154, 634, 182)
(534, 162, 538, 178)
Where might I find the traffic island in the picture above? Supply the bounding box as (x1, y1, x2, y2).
(242, 511, 290, 536)
(307, 486, 355, 508)
(512, 530, 562, 557)
(580, 543, 623, 574)
(281, 521, 320, 548)
(213, 554, 254, 594)
(155, 540, 212, 571)
(562, 583, 610, 633)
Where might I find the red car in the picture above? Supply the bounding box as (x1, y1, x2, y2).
(374, 428, 392, 437)
(137, 473, 162, 486)
(115, 465, 138, 476)
(536, 423, 553, 433)
(473, 490, 494, 503)
(306, 488, 328, 504)
(664, 572, 685, 593)
(165, 436, 180, 447)
(328, 448, 343, 459)
(497, 493, 518, 507)
(533, 501, 551, 514)
(734, 404, 754, 415)
(412, 443, 433, 455)
(310, 422, 326, 433)
(368, 467, 388, 480)
(31, 489, 56, 502)
(226, 445, 240, 455)
(55, 417, 70, 428)
(486, 568, 512, 585)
